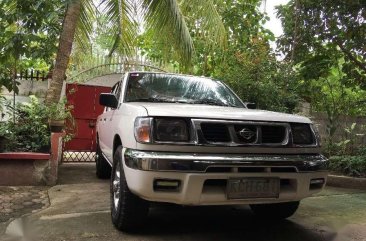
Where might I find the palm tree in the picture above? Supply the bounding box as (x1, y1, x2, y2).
(45, 0, 226, 104)
(45, 0, 82, 105)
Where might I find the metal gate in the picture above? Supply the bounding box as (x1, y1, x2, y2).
(63, 83, 111, 162)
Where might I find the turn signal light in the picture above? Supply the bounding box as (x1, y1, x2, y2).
(134, 117, 152, 143)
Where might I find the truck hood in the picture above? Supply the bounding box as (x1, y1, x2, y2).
(130, 102, 311, 124)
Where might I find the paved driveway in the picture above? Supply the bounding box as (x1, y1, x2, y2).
(2, 163, 366, 241)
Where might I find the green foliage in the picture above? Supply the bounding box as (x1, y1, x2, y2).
(329, 155, 366, 178)
(3, 96, 50, 152)
(359, 147, 366, 156)
(276, 0, 366, 88)
(331, 123, 366, 156)
(184, 0, 299, 112)
(214, 47, 300, 112)
(0, 96, 75, 152)
(277, 0, 366, 151)
(47, 98, 73, 121)
(0, 0, 64, 91)
(0, 122, 7, 137)
(0, 93, 6, 118)
(75, 0, 226, 69)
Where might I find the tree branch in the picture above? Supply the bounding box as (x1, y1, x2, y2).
(336, 40, 366, 73)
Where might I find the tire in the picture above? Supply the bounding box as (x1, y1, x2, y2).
(250, 201, 300, 220)
(95, 142, 111, 179)
(111, 146, 149, 232)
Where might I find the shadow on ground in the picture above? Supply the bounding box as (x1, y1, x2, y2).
(141, 204, 335, 241)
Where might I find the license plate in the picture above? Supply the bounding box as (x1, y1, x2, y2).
(226, 178, 280, 199)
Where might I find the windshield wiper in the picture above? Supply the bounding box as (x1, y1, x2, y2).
(188, 99, 236, 107)
(129, 97, 175, 103)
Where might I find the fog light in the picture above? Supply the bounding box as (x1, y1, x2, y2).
(154, 179, 181, 192)
(310, 178, 325, 185)
(310, 178, 325, 190)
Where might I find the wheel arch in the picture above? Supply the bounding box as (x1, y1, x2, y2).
(113, 134, 122, 155)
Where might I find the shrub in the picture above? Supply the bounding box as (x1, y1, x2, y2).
(329, 155, 366, 178)
(0, 96, 75, 153)
(4, 96, 50, 152)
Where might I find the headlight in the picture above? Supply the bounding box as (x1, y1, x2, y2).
(291, 123, 314, 145)
(154, 118, 189, 142)
(134, 117, 152, 143)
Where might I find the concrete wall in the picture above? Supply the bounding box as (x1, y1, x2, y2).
(0, 133, 62, 186)
(309, 112, 366, 146)
(0, 156, 50, 186)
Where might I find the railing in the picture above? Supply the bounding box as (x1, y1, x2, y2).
(14, 70, 50, 81)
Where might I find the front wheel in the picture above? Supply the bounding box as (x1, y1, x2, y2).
(250, 201, 300, 220)
(111, 146, 149, 232)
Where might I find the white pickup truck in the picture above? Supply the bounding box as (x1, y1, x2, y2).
(96, 71, 328, 232)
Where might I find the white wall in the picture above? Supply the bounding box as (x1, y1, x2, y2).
(82, 73, 122, 87)
(1, 79, 48, 121)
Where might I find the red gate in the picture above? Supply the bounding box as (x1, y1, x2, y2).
(63, 83, 111, 162)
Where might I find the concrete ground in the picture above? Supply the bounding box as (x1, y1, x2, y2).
(2, 163, 366, 241)
(0, 187, 49, 223)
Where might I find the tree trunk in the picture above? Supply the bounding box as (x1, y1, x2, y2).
(45, 0, 82, 104)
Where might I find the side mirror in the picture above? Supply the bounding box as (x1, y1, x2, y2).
(100, 93, 118, 108)
(246, 103, 257, 109)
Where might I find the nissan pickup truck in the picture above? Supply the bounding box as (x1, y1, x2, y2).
(96, 71, 328, 232)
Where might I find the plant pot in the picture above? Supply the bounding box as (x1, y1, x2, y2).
(49, 119, 64, 133)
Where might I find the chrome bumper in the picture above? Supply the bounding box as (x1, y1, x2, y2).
(124, 149, 328, 172)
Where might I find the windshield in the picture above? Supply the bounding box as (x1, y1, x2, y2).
(124, 73, 244, 108)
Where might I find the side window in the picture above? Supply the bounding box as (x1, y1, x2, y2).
(106, 82, 121, 112)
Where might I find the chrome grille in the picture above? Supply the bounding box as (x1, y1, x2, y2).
(194, 119, 290, 146)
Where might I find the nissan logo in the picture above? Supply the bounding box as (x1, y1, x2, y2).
(239, 128, 256, 140)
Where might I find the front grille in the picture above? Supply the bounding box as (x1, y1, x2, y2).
(261, 125, 286, 143)
(199, 121, 288, 145)
(200, 123, 231, 142)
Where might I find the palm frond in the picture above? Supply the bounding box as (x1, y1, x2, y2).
(180, 0, 226, 48)
(142, 0, 194, 66)
(100, 0, 138, 57)
(74, 0, 96, 53)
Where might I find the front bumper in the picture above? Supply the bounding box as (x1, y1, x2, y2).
(122, 148, 328, 205)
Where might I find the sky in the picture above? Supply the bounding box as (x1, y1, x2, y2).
(261, 0, 290, 37)
(260, 0, 290, 51)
